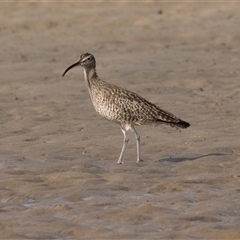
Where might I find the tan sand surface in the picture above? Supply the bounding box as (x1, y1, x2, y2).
(0, 2, 240, 239)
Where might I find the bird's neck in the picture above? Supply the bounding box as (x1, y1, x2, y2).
(83, 67, 98, 89)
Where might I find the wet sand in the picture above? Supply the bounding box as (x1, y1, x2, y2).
(0, 2, 240, 239)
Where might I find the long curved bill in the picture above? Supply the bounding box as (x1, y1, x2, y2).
(62, 61, 80, 77)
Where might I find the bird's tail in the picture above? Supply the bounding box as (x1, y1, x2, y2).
(175, 119, 190, 129)
(157, 115, 190, 129)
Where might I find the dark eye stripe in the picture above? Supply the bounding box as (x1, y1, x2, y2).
(83, 57, 91, 62)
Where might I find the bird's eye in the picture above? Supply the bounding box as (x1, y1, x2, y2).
(82, 57, 91, 63)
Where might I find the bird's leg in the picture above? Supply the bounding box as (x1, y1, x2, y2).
(117, 127, 129, 164)
(131, 126, 143, 163)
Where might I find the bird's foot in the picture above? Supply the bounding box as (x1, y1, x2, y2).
(117, 160, 124, 164)
(136, 159, 143, 163)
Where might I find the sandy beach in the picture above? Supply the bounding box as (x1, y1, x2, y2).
(0, 2, 240, 239)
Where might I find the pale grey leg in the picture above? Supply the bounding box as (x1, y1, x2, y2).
(131, 126, 143, 163)
(117, 127, 129, 164)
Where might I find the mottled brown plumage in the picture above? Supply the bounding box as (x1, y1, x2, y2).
(62, 53, 190, 164)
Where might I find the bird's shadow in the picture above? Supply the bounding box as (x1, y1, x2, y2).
(158, 153, 228, 163)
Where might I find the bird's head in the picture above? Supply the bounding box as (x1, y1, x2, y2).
(62, 53, 96, 77)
